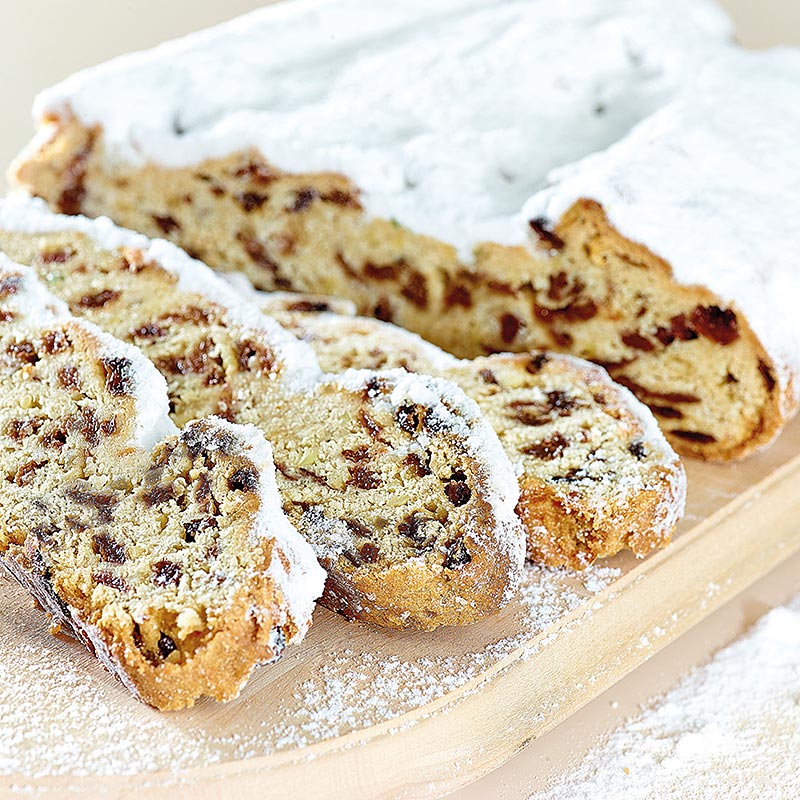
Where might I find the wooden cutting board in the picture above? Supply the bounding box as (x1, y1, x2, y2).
(2, 418, 799, 800)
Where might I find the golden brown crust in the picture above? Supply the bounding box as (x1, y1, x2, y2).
(14, 120, 793, 461)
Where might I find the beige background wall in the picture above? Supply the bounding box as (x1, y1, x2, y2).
(1, 0, 799, 188)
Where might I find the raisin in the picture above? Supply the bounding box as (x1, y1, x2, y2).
(670, 314, 699, 341)
(614, 376, 700, 404)
(77, 289, 120, 309)
(41, 428, 67, 449)
(758, 360, 776, 392)
(655, 327, 675, 346)
(364, 261, 400, 280)
(445, 479, 471, 506)
(691, 305, 739, 345)
(321, 188, 362, 209)
(348, 464, 380, 490)
(444, 283, 472, 309)
(152, 214, 179, 234)
(6, 418, 43, 441)
(547, 390, 573, 411)
(343, 446, 370, 462)
(238, 233, 282, 278)
(40, 248, 75, 264)
(671, 430, 717, 444)
(651, 405, 684, 419)
(233, 161, 276, 184)
(358, 542, 380, 563)
(157, 632, 177, 660)
(628, 440, 647, 460)
(373, 298, 393, 322)
(621, 332, 655, 352)
(42, 330, 70, 354)
(102, 357, 135, 396)
(58, 136, 95, 215)
(479, 368, 498, 385)
(142, 484, 176, 506)
(287, 300, 333, 313)
(13, 460, 43, 486)
(399, 514, 437, 548)
(236, 192, 268, 212)
(526, 354, 550, 374)
(75, 407, 101, 448)
(345, 519, 373, 539)
(92, 571, 129, 592)
(152, 560, 182, 587)
(401, 270, 428, 309)
(359, 409, 385, 442)
(236, 339, 274, 372)
(92, 533, 126, 564)
(228, 467, 259, 492)
(32, 524, 58, 545)
(335, 251, 359, 278)
(0, 275, 20, 296)
(397, 404, 423, 434)
(528, 217, 565, 251)
(443, 537, 472, 569)
(288, 188, 317, 212)
(403, 452, 432, 477)
(500, 313, 522, 344)
(7, 340, 38, 365)
(183, 516, 217, 543)
(67, 486, 118, 523)
(521, 432, 569, 459)
(100, 417, 117, 436)
(131, 322, 165, 340)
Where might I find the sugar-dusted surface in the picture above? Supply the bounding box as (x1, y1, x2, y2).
(529, 593, 800, 800)
(32, 0, 732, 255)
(0, 563, 619, 777)
(525, 48, 800, 409)
(2, 417, 799, 786)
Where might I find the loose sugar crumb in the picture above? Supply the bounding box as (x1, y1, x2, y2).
(529, 593, 800, 800)
(1, 563, 619, 778)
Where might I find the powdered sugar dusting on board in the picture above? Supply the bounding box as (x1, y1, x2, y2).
(0, 563, 619, 777)
(529, 593, 800, 800)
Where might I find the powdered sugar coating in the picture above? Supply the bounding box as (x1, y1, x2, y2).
(524, 48, 800, 412)
(0, 195, 322, 392)
(0, 256, 175, 451)
(188, 416, 326, 642)
(32, 0, 731, 256)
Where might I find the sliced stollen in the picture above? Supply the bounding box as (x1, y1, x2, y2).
(0, 256, 324, 710)
(9, 0, 739, 461)
(246, 290, 685, 568)
(14, 6, 800, 460)
(0, 198, 524, 631)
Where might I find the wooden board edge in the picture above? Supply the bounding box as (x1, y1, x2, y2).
(4, 451, 800, 799)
